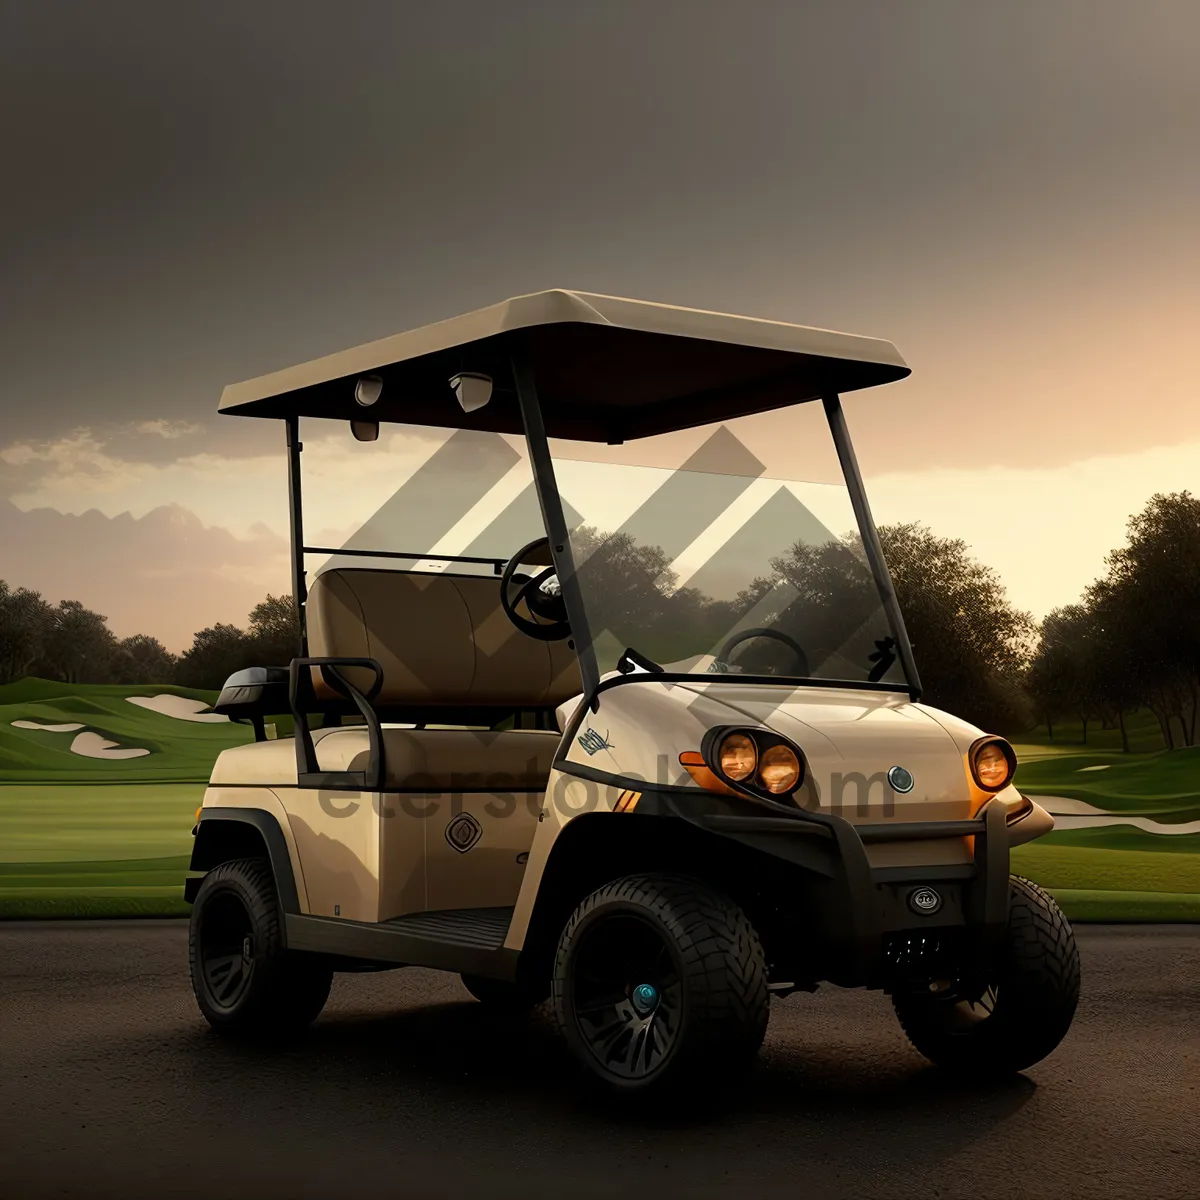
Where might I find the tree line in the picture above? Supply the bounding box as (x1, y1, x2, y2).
(0, 489, 1195, 749)
(0, 588, 299, 692)
(1024, 492, 1200, 750)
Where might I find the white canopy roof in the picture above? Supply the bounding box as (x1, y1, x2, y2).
(219, 289, 910, 442)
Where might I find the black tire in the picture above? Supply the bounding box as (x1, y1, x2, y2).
(894, 875, 1080, 1075)
(460, 973, 548, 1013)
(189, 858, 333, 1037)
(552, 872, 768, 1095)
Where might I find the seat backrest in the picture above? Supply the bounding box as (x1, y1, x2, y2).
(306, 567, 581, 710)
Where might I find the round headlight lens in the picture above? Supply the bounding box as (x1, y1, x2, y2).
(758, 743, 801, 794)
(718, 732, 758, 781)
(972, 740, 1015, 791)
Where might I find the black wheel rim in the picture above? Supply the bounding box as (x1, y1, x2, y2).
(942, 984, 1000, 1033)
(569, 912, 682, 1081)
(199, 892, 256, 1010)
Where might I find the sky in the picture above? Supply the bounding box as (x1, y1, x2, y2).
(0, 0, 1197, 651)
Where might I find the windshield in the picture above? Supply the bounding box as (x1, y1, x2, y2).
(299, 419, 540, 577)
(293, 413, 906, 691)
(550, 426, 906, 687)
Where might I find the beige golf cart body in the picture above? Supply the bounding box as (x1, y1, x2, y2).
(188, 290, 1053, 992)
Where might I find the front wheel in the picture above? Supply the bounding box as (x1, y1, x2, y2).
(189, 858, 333, 1037)
(553, 873, 769, 1096)
(894, 875, 1080, 1075)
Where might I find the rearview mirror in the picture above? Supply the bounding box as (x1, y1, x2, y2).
(351, 420, 379, 442)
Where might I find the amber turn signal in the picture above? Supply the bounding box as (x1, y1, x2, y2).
(679, 751, 740, 796)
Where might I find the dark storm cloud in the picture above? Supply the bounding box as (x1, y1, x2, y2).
(0, 416, 280, 503)
(0, 0, 1196, 467)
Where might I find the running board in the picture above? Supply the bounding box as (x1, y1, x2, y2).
(285, 906, 519, 980)
(383, 906, 513, 948)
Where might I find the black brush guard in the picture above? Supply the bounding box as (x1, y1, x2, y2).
(684, 796, 1011, 992)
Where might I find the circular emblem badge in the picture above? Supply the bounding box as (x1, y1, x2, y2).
(888, 765, 914, 793)
(445, 813, 483, 854)
(908, 886, 943, 916)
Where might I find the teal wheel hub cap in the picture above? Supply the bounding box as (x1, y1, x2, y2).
(631, 983, 659, 1015)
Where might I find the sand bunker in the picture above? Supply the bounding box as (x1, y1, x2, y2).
(10, 717, 152, 759)
(1034, 794, 1200, 835)
(126, 695, 228, 723)
(68, 731, 151, 760)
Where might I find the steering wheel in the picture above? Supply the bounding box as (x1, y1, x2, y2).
(499, 537, 572, 642)
(715, 627, 810, 677)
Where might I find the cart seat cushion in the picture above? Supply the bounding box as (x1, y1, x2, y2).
(209, 725, 561, 790)
(305, 567, 580, 711)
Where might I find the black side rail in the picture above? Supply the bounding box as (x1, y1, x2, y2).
(302, 547, 507, 575)
(289, 657, 386, 791)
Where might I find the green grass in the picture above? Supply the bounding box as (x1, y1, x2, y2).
(0, 854, 191, 887)
(1007, 823, 1200, 920)
(0, 678, 253, 783)
(0, 783, 204, 862)
(0, 896, 192, 918)
(0, 677, 219, 707)
(1015, 749, 1200, 818)
(1044, 890, 1200, 922)
(0, 855, 193, 918)
(1012, 830, 1200, 893)
(0, 680, 246, 919)
(1032, 824, 1200, 855)
(1012, 708, 1200, 822)
(0, 783, 201, 917)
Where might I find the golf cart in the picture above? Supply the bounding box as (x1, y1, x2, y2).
(186, 290, 1079, 1094)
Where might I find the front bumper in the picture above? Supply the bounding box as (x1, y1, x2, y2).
(673, 794, 1012, 990)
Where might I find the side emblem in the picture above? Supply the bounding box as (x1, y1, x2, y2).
(908, 886, 943, 915)
(445, 813, 483, 854)
(577, 727, 614, 756)
(888, 765, 915, 793)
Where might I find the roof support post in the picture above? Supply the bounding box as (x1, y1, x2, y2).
(822, 393, 922, 700)
(511, 343, 600, 698)
(285, 415, 309, 654)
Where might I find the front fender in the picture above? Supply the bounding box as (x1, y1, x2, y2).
(188, 787, 309, 913)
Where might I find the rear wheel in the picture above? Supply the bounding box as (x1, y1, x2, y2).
(894, 875, 1080, 1075)
(553, 873, 768, 1096)
(189, 858, 332, 1037)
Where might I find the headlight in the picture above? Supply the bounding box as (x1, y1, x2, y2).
(969, 737, 1016, 792)
(758, 744, 801, 794)
(718, 732, 758, 781)
(690, 726, 806, 800)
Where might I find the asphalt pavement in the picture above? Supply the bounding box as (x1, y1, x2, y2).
(1, 920, 1196, 1199)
